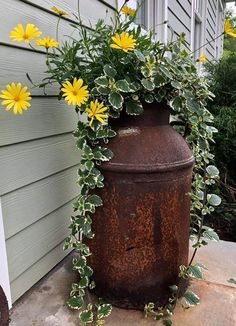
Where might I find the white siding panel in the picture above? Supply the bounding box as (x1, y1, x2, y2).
(0, 97, 77, 146)
(0, 0, 80, 48)
(0, 46, 59, 96)
(10, 241, 70, 302)
(0, 134, 79, 196)
(6, 200, 74, 282)
(2, 166, 79, 239)
(167, 8, 191, 44)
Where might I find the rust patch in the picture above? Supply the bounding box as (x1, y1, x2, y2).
(88, 103, 194, 309)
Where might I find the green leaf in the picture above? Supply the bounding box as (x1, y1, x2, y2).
(116, 80, 130, 92)
(207, 194, 221, 206)
(171, 80, 182, 89)
(141, 78, 155, 91)
(188, 264, 204, 280)
(67, 296, 84, 310)
(97, 86, 110, 95)
(87, 194, 103, 206)
(103, 64, 116, 78)
(79, 277, 90, 289)
(134, 49, 145, 62)
(97, 304, 112, 319)
(84, 161, 94, 171)
(79, 309, 94, 324)
(186, 99, 200, 113)
(206, 165, 219, 177)
(202, 227, 219, 241)
(163, 320, 172, 326)
(94, 76, 108, 86)
(144, 94, 154, 103)
(228, 278, 236, 284)
(109, 92, 124, 110)
(126, 100, 143, 115)
(159, 66, 172, 79)
(154, 74, 166, 87)
(183, 291, 200, 306)
(169, 96, 182, 112)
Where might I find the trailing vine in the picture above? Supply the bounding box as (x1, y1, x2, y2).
(3, 2, 235, 325)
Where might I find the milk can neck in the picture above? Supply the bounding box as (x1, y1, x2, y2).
(110, 102, 170, 128)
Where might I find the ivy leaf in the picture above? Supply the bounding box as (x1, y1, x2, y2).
(97, 86, 110, 95)
(103, 64, 116, 78)
(79, 277, 90, 289)
(67, 296, 84, 310)
(87, 194, 103, 207)
(79, 309, 94, 324)
(188, 264, 204, 280)
(126, 100, 143, 115)
(97, 304, 112, 319)
(109, 92, 124, 110)
(202, 227, 219, 241)
(94, 76, 109, 86)
(169, 96, 182, 112)
(84, 161, 94, 172)
(154, 74, 166, 87)
(207, 194, 221, 206)
(183, 291, 200, 306)
(144, 94, 154, 103)
(228, 278, 236, 285)
(116, 80, 130, 92)
(141, 78, 155, 91)
(186, 98, 200, 113)
(206, 165, 219, 177)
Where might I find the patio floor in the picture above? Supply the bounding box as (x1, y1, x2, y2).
(10, 240, 236, 326)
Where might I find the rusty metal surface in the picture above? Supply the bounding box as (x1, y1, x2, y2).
(0, 286, 9, 326)
(88, 103, 194, 309)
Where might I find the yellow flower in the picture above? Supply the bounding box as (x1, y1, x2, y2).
(110, 32, 136, 52)
(61, 78, 89, 107)
(121, 5, 136, 17)
(224, 19, 236, 38)
(0, 82, 31, 115)
(51, 6, 69, 17)
(10, 23, 42, 44)
(85, 100, 108, 126)
(198, 54, 207, 63)
(35, 37, 59, 49)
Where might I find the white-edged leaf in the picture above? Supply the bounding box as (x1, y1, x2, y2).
(67, 296, 84, 310)
(79, 309, 94, 324)
(116, 79, 130, 92)
(183, 291, 200, 306)
(126, 100, 143, 115)
(141, 78, 155, 91)
(103, 64, 116, 78)
(207, 194, 221, 206)
(94, 76, 108, 86)
(109, 92, 123, 110)
(97, 304, 112, 319)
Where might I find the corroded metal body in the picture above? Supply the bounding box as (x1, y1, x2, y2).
(89, 103, 194, 309)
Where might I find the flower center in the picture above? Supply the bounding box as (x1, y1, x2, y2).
(23, 33, 29, 40)
(14, 96, 20, 102)
(73, 91, 78, 96)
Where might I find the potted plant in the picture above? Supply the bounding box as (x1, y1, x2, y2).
(1, 2, 229, 325)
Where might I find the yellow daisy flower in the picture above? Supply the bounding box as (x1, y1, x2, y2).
(10, 23, 42, 44)
(85, 100, 108, 126)
(0, 82, 31, 115)
(198, 54, 207, 63)
(224, 20, 236, 38)
(52, 6, 69, 17)
(61, 78, 89, 107)
(110, 32, 136, 53)
(121, 5, 136, 17)
(35, 37, 59, 49)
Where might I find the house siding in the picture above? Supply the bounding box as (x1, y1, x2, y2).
(0, 0, 116, 303)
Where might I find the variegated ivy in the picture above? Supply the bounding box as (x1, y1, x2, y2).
(39, 10, 222, 326)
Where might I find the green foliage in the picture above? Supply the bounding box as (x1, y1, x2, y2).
(205, 54, 236, 242)
(37, 5, 220, 325)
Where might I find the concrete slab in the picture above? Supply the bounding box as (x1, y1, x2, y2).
(10, 241, 236, 326)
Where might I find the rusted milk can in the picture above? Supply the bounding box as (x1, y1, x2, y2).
(89, 103, 194, 309)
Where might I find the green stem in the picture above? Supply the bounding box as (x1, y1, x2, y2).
(191, 33, 223, 55)
(56, 17, 61, 41)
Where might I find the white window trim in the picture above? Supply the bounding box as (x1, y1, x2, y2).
(0, 199, 12, 308)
